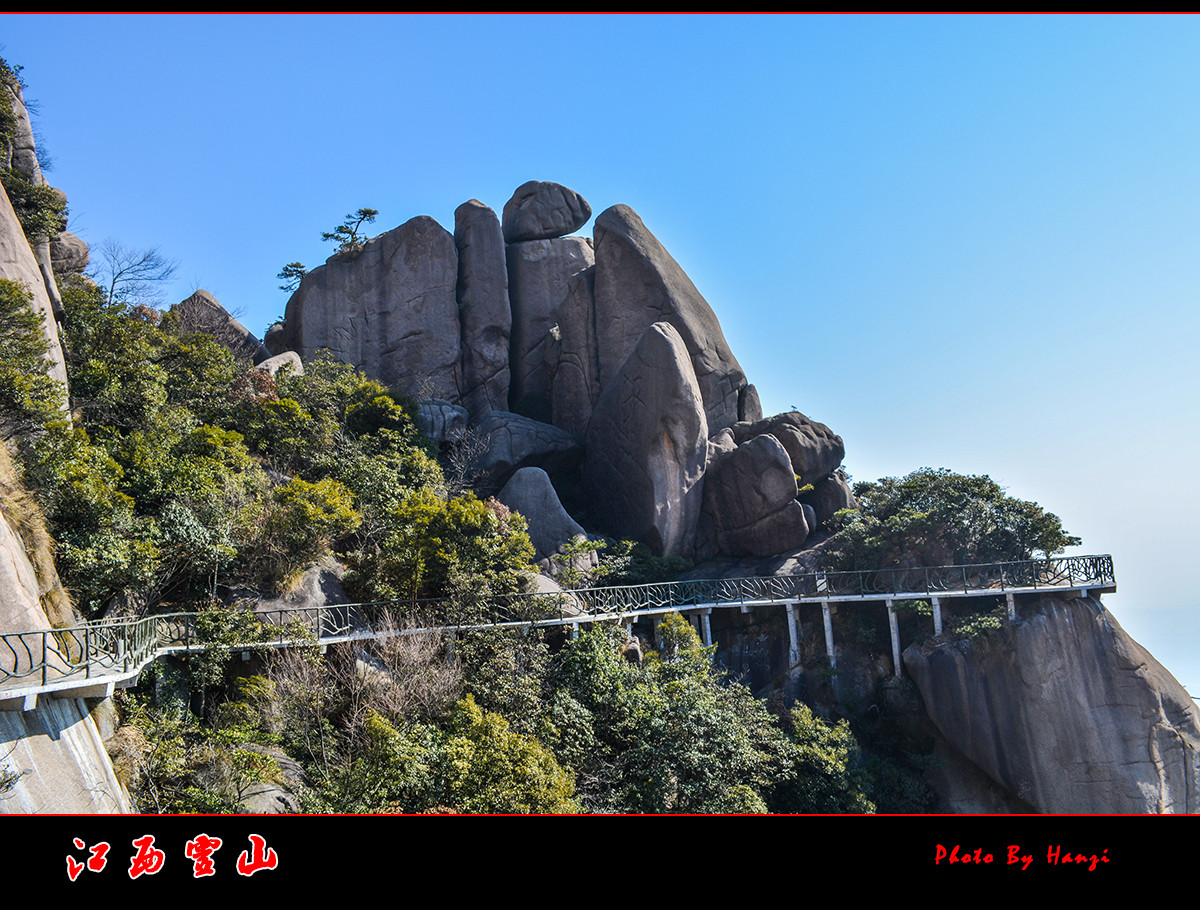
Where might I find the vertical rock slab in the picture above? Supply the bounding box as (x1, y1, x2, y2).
(583, 322, 708, 558)
(1, 75, 67, 324)
(0, 492, 131, 812)
(0, 698, 131, 813)
(280, 216, 461, 401)
(455, 200, 512, 416)
(502, 180, 592, 242)
(904, 595, 1200, 814)
(548, 266, 598, 437)
(593, 204, 748, 433)
(506, 236, 593, 420)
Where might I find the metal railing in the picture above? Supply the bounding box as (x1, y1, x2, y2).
(0, 554, 1113, 691)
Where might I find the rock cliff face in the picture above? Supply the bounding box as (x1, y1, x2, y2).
(0, 454, 131, 814)
(904, 595, 1200, 814)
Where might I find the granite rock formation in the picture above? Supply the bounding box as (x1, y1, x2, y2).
(905, 595, 1200, 814)
(455, 200, 512, 416)
(279, 215, 461, 402)
(272, 181, 849, 564)
(502, 180, 592, 243)
(592, 204, 749, 434)
(583, 322, 708, 559)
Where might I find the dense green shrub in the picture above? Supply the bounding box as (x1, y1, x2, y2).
(827, 467, 1080, 572)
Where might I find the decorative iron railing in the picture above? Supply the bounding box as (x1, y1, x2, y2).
(0, 554, 1113, 690)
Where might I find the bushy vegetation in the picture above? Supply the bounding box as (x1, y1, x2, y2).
(826, 466, 1080, 572)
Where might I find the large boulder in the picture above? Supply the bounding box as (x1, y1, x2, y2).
(799, 469, 858, 529)
(170, 289, 270, 364)
(279, 216, 461, 401)
(502, 180, 592, 243)
(698, 433, 811, 559)
(255, 350, 304, 377)
(592, 204, 749, 433)
(454, 200, 511, 416)
(905, 595, 1200, 814)
(496, 467, 594, 571)
(415, 398, 469, 445)
(732, 411, 845, 486)
(506, 236, 594, 420)
(49, 230, 89, 275)
(583, 322, 708, 558)
(472, 409, 582, 491)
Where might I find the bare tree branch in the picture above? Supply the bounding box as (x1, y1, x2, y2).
(94, 239, 178, 306)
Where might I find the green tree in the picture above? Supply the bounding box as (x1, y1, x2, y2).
(827, 467, 1081, 571)
(322, 208, 378, 254)
(439, 694, 578, 814)
(276, 261, 307, 293)
(0, 277, 64, 440)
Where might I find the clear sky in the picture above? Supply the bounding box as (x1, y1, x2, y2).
(3, 14, 1197, 690)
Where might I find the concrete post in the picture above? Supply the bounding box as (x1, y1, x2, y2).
(886, 599, 901, 678)
(785, 601, 799, 668)
(1006, 592, 1016, 621)
(821, 601, 836, 669)
(932, 597, 943, 636)
(700, 611, 712, 647)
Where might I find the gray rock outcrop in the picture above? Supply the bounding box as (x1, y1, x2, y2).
(583, 322, 708, 558)
(280, 216, 461, 401)
(732, 411, 845, 487)
(455, 200, 511, 416)
(255, 350, 304, 377)
(698, 433, 811, 558)
(546, 266, 598, 437)
(170, 289, 270, 364)
(496, 467, 595, 575)
(50, 230, 89, 275)
(799, 469, 858, 529)
(502, 180, 592, 243)
(472, 409, 582, 490)
(263, 321, 286, 357)
(592, 204, 748, 433)
(904, 594, 1200, 814)
(506, 236, 594, 420)
(415, 398, 469, 445)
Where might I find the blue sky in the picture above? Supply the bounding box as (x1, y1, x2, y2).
(4, 14, 1198, 690)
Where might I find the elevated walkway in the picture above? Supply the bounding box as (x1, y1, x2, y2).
(0, 554, 1115, 711)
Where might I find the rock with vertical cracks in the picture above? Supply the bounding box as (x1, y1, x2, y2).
(279, 216, 460, 401)
(583, 321, 708, 558)
(592, 204, 748, 433)
(455, 199, 511, 416)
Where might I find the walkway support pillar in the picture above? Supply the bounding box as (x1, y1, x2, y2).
(932, 597, 943, 636)
(821, 601, 836, 669)
(886, 599, 901, 678)
(700, 611, 712, 647)
(1006, 592, 1016, 621)
(785, 601, 799, 668)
